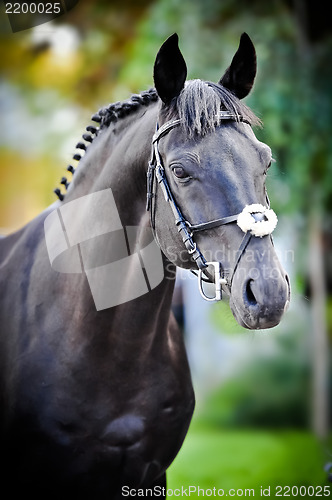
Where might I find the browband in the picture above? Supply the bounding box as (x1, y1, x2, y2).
(152, 112, 251, 144)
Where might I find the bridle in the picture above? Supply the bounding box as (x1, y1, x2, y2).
(146, 112, 278, 301)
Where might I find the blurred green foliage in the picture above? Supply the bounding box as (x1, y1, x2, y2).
(207, 296, 315, 429)
(168, 427, 327, 493)
(199, 342, 310, 428)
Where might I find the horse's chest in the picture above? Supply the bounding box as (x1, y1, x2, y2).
(11, 345, 194, 488)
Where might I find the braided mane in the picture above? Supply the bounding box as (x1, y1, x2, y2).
(96, 88, 158, 129)
(54, 88, 158, 201)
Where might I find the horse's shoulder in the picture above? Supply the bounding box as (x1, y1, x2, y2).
(0, 205, 56, 269)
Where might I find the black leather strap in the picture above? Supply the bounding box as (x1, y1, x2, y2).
(152, 119, 182, 143)
(231, 231, 252, 285)
(188, 215, 239, 233)
(155, 163, 207, 270)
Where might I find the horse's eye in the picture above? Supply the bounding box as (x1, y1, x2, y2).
(264, 161, 272, 175)
(172, 166, 189, 179)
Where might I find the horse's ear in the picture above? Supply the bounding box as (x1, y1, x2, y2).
(219, 33, 257, 99)
(154, 33, 187, 104)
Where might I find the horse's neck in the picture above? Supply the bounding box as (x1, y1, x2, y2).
(66, 104, 158, 221)
(53, 102, 177, 341)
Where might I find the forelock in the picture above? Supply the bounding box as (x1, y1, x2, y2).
(170, 79, 261, 137)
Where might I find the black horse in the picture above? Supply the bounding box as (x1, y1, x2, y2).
(0, 33, 290, 498)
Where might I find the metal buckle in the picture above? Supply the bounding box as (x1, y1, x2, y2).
(187, 242, 197, 255)
(198, 262, 227, 302)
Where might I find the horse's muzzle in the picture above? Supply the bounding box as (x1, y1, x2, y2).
(230, 268, 290, 330)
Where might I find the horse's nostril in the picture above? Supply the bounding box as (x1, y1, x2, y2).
(245, 279, 258, 306)
(285, 273, 291, 297)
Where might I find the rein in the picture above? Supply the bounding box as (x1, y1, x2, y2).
(146, 113, 277, 301)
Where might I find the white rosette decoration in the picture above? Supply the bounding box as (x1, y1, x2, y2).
(237, 204, 278, 237)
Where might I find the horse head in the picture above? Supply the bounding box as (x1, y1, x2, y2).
(150, 33, 290, 330)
